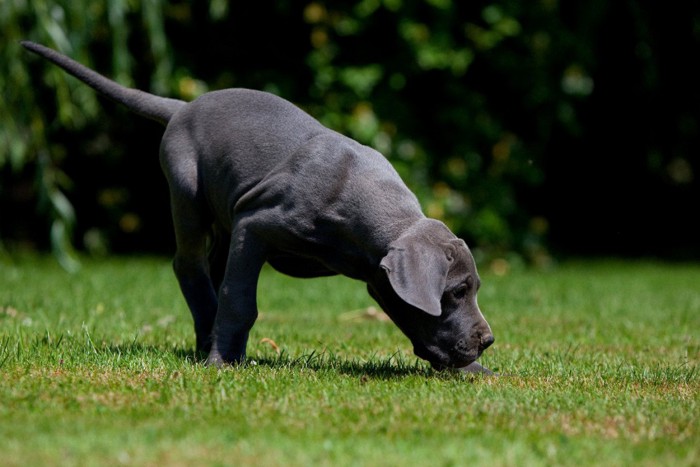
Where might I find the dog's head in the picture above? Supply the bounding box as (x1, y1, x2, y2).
(368, 219, 494, 369)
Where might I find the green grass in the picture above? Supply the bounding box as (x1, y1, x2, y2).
(1, 256, 698, 466)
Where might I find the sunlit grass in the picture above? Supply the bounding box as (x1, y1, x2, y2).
(1, 255, 698, 466)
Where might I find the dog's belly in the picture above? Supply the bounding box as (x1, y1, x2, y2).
(267, 252, 338, 278)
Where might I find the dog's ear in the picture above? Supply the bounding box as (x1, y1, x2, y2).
(379, 239, 452, 316)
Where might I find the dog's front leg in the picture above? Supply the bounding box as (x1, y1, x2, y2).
(206, 222, 267, 367)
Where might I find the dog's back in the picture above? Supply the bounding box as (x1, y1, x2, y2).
(162, 88, 422, 255)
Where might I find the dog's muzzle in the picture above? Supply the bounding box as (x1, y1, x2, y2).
(416, 332, 495, 370)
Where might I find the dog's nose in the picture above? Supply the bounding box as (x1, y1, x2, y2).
(480, 333, 495, 350)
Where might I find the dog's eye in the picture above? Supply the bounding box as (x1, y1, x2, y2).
(451, 275, 475, 299)
(452, 284, 468, 299)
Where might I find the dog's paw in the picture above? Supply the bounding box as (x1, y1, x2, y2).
(204, 352, 226, 368)
(204, 348, 247, 368)
(458, 361, 497, 376)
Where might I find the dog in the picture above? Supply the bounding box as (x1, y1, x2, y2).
(22, 41, 495, 373)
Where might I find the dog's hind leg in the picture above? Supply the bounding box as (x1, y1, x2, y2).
(205, 217, 268, 367)
(169, 188, 218, 355)
(161, 128, 220, 355)
(173, 206, 217, 353)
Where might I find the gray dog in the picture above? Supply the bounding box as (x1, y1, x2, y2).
(22, 41, 494, 373)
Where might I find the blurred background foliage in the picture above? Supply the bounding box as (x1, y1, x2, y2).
(1, 0, 698, 269)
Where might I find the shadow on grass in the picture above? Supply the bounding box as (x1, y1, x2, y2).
(87, 341, 499, 381)
(251, 351, 436, 379)
(168, 345, 436, 379)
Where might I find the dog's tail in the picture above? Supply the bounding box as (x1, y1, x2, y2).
(21, 41, 185, 125)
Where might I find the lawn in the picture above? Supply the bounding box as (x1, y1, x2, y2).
(0, 255, 697, 466)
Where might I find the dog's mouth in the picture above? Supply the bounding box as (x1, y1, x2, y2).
(429, 355, 480, 371)
(413, 342, 481, 370)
